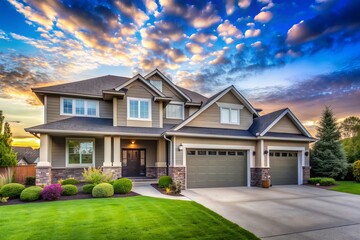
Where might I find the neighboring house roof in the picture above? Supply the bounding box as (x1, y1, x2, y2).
(12, 147, 39, 164)
(26, 117, 176, 137)
(177, 86, 208, 103)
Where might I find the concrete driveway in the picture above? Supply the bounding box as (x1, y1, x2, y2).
(182, 186, 360, 240)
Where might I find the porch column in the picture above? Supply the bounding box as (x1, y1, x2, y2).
(36, 134, 52, 186)
(103, 136, 112, 167)
(113, 136, 122, 167)
(155, 139, 167, 177)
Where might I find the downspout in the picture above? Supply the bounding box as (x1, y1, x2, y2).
(163, 135, 172, 176)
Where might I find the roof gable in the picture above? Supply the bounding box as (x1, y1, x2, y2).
(115, 74, 166, 97)
(269, 115, 302, 134)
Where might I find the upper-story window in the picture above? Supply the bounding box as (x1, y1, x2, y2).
(127, 97, 151, 121)
(166, 102, 184, 119)
(217, 102, 244, 125)
(61, 98, 99, 117)
(150, 80, 162, 92)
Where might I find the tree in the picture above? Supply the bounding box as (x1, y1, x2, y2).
(310, 107, 348, 179)
(340, 116, 360, 138)
(0, 111, 17, 167)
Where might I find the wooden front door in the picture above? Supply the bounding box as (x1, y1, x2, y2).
(122, 149, 146, 177)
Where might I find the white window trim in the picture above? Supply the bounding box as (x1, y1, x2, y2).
(66, 138, 95, 167)
(216, 102, 244, 110)
(166, 101, 184, 120)
(127, 97, 152, 121)
(60, 97, 100, 117)
(220, 107, 241, 125)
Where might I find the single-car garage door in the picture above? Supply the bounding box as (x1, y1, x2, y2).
(187, 149, 247, 188)
(270, 151, 298, 185)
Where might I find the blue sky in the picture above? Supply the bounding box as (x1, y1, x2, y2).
(0, 0, 359, 147)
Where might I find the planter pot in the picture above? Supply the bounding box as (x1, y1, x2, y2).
(262, 180, 270, 188)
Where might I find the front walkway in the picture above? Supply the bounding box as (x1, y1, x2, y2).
(132, 182, 190, 201)
(183, 185, 360, 240)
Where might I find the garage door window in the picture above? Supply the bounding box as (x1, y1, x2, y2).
(218, 151, 227, 155)
(228, 151, 236, 156)
(187, 150, 196, 155)
(237, 151, 245, 156)
(282, 152, 288, 157)
(198, 150, 206, 155)
(208, 151, 217, 155)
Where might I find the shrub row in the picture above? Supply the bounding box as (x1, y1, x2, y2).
(308, 177, 336, 186)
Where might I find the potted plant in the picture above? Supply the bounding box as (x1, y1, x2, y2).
(262, 174, 271, 188)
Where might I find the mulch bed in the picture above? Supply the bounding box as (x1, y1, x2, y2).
(305, 183, 335, 190)
(151, 183, 183, 196)
(0, 183, 139, 206)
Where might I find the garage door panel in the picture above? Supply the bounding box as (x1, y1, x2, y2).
(270, 151, 298, 185)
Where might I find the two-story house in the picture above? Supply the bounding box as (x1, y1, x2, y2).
(26, 69, 314, 188)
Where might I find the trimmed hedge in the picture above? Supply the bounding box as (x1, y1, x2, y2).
(113, 178, 132, 194)
(0, 183, 26, 199)
(20, 186, 42, 202)
(308, 177, 336, 186)
(158, 176, 172, 188)
(92, 183, 114, 198)
(82, 184, 95, 194)
(61, 178, 79, 185)
(61, 184, 78, 196)
(353, 160, 360, 182)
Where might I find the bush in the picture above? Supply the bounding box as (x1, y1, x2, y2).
(308, 177, 336, 186)
(0, 167, 15, 188)
(308, 177, 322, 184)
(170, 181, 182, 194)
(92, 183, 114, 198)
(113, 178, 132, 194)
(353, 160, 360, 182)
(83, 167, 112, 185)
(82, 184, 95, 194)
(25, 176, 36, 186)
(0, 183, 25, 199)
(61, 178, 79, 185)
(20, 186, 42, 202)
(61, 184, 78, 196)
(158, 176, 172, 188)
(41, 184, 63, 201)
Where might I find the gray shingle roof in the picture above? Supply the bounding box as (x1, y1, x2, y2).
(26, 117, 175, 136)
(263, 132, 314, 140)
(177, 86, 208, 103)
(12, 147, 39, 164)
(248, 108, 288, 135)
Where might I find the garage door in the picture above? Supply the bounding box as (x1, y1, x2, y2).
(270, 151, 298, 185)
(187, 149, 247, 188)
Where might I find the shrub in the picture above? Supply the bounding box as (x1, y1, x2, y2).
(25, 176, 36, 186)
(353, 160, 360, 182)
(41, 184, 63, 201)
(0, 167, 15, 188)
(83, 167, 112, 185)
(61, 178, 79, 185)
(0, 183, 25, 199)
(92, 183, 114, 198)
(308, 177, 322, 184)
(113, 178, 132, 194)
(20, 186, 42, 202)
(158, 176, 172, 188)
(170, 181, 182, 194)
(319, 178, 336, 186)
(61, 184, 78, 196)
(0, 197, 9, 203)
(82, 184, 95, 194)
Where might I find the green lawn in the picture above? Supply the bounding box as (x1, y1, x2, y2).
(329, 181, 360, 195)
(0, 196, 258, 240)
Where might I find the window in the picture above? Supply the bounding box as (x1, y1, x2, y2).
(237, 151, 245, 156)
(166, 103, 184, 119)
(187, 150, 196, 155)
(127, 98, 151, 120)
(61, 98, 99, 117)
(198, 150, 206, 155)
(218, 151, 227, 155)
(220, 107, 240, 124)
(208, 151, 217, 155)
(228, 151, 236, 156)
(281, 152, 288, 157)
(67, 139, 94, 166)
(150, 80, 162, 92)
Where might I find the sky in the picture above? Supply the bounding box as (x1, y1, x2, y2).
(0, 0, 359, 148)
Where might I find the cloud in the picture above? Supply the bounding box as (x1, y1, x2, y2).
(236, 43, 245, 51)
(226, 0, 235, 15)
(0, 30, 9, 40)
(245, 29, 261, 38)
(217, 20, 243, 43)
(186, 42, 203, 54)
(286, 0, 360, 45)
(209, 49, 230, 65)
(114, 0, 149, 27)
(166, 48, 188, 63)
(238, 0, 252, 9)
(251, 41, 262, 48)
(190, 32, 217, 43)
(144, 0, 158, 13)
(254, 11, 273, 23)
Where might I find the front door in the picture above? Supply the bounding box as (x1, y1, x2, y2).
(122, 149, 146, 177)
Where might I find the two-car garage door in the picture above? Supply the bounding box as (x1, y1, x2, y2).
(187, 149, 247, 188)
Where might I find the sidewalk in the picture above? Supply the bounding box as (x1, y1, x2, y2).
(132, 182, 190, 201)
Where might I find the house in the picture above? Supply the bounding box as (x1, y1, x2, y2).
(12, 147, 39, 165)
(26, 69, 314, 188)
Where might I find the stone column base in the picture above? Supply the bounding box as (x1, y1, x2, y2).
(146, 167, 168, 178)
(52, 168, 84, 183)
(169, 167, 185, 189)
(36, 167, 52, 186)
(251, 168, 270, 187)
(102, 167, 122, 180)
(303, 166, 311, 184)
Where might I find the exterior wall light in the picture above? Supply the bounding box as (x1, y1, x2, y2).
(305, 151, 309, 156)
(131, 140, 135, 144)
(253, 151, 256, 156)
(178, 144, 183, 151)
(264, 150, 268, 154)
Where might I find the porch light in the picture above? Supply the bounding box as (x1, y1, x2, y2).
(178, 144, 183, 151)
(305, 151, 309, 156)
(131, 140, 135, 144)
(253, 151, 256, 156)
(264, 150, 268, 155)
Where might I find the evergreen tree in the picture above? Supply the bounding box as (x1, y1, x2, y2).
(0, 111, 17, 167)
(311, 107, 348, 179)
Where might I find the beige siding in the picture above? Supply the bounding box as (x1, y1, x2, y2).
(46, 95, 112, 123)
(162, 82, 185, 101)
(269, 115, 302, 134)
(116, 80, 161, 127)
(186, 91, 253, 130)
(174, 136, 256, 166)
(121, 139, 157, 167)
(51, 136, 104, 168)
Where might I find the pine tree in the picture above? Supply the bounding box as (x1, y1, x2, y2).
(0, 110, 17, 167)
(311, 107, 348, 179)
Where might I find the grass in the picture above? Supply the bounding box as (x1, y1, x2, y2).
(0, 196, 258, 240)
(329, 181, 360, 195)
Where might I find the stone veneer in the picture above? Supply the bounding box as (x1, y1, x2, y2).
(103, 167, 122, 180)
(52, 168, 84, 184)
(250, 168, 270, 187)
(36, 167, 52, 186)
(146, 167, 167, 178)
(303, 166, 311, 184)
(169, 167, 186, 189)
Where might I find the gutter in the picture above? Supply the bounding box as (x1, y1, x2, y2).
(163, 135, 172, 176)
